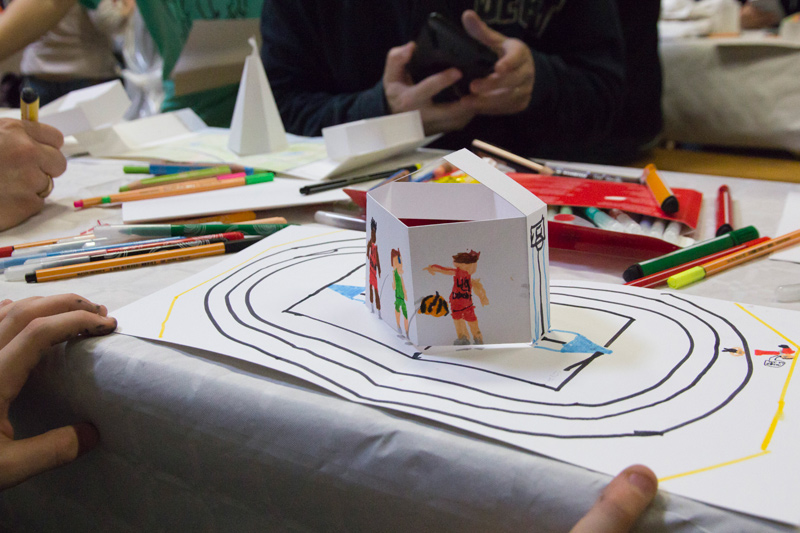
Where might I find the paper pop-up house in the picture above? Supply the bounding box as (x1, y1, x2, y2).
(365, 148, 550, 347)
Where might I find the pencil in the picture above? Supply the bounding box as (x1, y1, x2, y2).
(641, 164, 679, 214)
(75, 172, 274, 207)
(119, 166, 234, 191)
(26, 238, 260, 283)
(471, 139, 554, 174)
(20, 87, 39, 122)
(123, 163, 271, 176)
(668, 228, 800, 289)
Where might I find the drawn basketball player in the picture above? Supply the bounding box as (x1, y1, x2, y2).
(366, 218, 381, 317)
(424, 250, 489, 345)
(391, 249, 409, 336)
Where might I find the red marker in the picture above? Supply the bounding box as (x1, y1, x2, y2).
(715, 185, 734, 237)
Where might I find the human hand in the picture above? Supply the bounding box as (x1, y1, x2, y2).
(741, 3, 782, 29)
(0, 294, 116, 490)
(570, 464, 658, 533)
(0, 118, 66, 231)
(383, 42, 476, 135)
(460, 10, 535, 116)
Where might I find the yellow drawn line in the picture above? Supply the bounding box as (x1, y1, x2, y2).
(659, 450, 770, 483)
(158, 230, 347, 338)
(736, 303, 799, 450)
(662, 303, 798, 484)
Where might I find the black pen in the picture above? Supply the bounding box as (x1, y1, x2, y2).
(299, 164, 421, 195)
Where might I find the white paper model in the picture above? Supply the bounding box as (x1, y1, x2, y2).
(228, 37, 288, 156)
(365, 148, 550, 347)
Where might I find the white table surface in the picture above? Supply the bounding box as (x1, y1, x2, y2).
(1, 157, 799, 531)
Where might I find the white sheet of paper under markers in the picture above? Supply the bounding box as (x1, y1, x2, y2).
(113, 225, 800, 525)
(121, 178, 348, 223)
(772, 190, 800, 264)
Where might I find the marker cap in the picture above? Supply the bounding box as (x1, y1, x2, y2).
(668, 266, 706, 289)
(728, 225, 759, 246)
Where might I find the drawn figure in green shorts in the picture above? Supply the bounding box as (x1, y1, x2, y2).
(424, 250, 489, 345)
(391, 249, 409, 336)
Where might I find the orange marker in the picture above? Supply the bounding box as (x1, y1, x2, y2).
(641, 164, 679, 214)
(74, 172, 274, 208)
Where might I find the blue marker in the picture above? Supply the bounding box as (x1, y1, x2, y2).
(0, 235, 186, 271)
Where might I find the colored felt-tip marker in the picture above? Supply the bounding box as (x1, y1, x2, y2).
(20, 87, 39, 122)
(622, 225, 759, 282)
(75, 172, 273, 208)
(583, 207, 624, 232)
(26, 238, 260, 283)
(641, 164, 679, 215)
(715, 185, 734, 236)
(300, 165, 421, 195)
(93, 223, 289, 239)
(123, 163, 268, 176)
(668, 228, 800, 289)
(625, 236, 770, 289)
(119, 166, 233, 192)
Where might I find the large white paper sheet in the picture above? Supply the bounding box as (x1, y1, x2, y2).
(114, 128, 327, 173)
(114, 225, 800, 525)
(771, 190, 800, 264)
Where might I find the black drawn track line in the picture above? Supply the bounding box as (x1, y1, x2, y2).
(199, 239, 752, 438)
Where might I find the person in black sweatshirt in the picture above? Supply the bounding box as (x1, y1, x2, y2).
(260, 0, 626, 161)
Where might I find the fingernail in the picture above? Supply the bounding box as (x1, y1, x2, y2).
(628, 471, 657, 495)
(73, 422, 100, 457)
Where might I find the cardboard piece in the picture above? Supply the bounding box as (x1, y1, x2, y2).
(169, 18, 261, 97)
(284, 112, 431, 180)
(39, 80, 131, 137)
(228, 38, 288, 156)
(73, 109, 208, 158)
(365, 149, 550, 346)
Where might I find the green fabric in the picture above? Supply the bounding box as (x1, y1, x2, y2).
(81, 0, 262, 127)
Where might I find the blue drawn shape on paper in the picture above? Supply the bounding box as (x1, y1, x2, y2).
(536, 329, 612, 354)
(329, 284, 366, 302)
(561, 333, 612, 354)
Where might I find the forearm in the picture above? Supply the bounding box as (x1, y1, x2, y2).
(272, 82, 387, 137)
(0, 0, 77, 60)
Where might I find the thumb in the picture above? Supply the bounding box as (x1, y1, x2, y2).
(0, 422, 99, 490)
(384, 41, 416, 84)
(461, 10, 505, 53)
(570, 465, 658, 533)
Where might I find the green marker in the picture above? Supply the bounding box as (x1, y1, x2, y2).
(93, 223, 289, 239)
(622, 225, 759, 282)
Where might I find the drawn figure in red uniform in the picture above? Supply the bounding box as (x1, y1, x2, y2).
(366, 218, 381, 317)
(425, 250, 489, 345)
(754, 344, 796, 359)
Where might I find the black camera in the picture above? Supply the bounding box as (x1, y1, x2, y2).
(407, 12, 499, 102)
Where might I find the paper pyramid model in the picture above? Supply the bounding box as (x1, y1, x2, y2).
(365, 149, 550, 347)
(228, 37, 289, 155)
